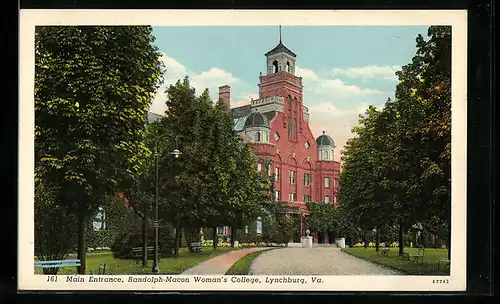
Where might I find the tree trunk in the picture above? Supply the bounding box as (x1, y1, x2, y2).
(77, 211, 87, 274)
(363, 231, 368, 248)
(230, 226, 236, 248)
(174, 223, 181, 257)
(421, 229, 426, 247)
(375, 227, 380, 252)
(142, 203, 148, 267)
(398, 222, 404, 256)
(212, 227, 218, 250)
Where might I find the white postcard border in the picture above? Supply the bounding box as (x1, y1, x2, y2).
(19, 9, 468, 292)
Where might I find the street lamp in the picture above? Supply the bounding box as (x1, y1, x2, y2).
(152, 134, 182, 274)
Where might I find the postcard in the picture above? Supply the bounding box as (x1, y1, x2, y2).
(19, 9, 467, 292)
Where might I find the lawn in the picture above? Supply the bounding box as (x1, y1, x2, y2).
(225, 249, 275, 275)
(35, 247, 237, 275)
(342, 247, 450, 275)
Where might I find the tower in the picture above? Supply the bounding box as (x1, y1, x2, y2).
(265, 26, 297, 75)
(259, 26, 304, 141)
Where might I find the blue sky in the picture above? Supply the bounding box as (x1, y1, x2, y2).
(150, 26, 430, 161)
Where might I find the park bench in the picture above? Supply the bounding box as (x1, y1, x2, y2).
(381, 247, 390, 256)
(34, 259, 81, 272)
(190, 242, 202, 252)
(437, 257, 450, 271)
(407, 247, 425, 263)
(131, 246, 159, 264)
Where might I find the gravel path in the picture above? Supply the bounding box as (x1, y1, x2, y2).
(182, 248, 269, 275)
(249, 248, 402, 275)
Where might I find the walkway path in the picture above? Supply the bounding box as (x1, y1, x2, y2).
(249, 248, 402, 275)
(182, 247, 269, 275)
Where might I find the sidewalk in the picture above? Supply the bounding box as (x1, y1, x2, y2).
(182, 247, 269, 275)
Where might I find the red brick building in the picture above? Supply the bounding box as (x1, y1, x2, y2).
(219, 38, 341, 243)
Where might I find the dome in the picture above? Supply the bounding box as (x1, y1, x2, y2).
(244, 111, 270, 128)
(316, 131, 335, 147)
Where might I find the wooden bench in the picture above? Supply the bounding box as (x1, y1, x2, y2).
(407, 248, 425, 263)
(34, 259, 81, 272)
(437, 257, 450, 271)
(190, 242, 202, 252)
(381, 247, 390, 256)
(131, 246, 159, 264)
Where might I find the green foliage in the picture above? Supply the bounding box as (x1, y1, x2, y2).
(339, 26, 451, 250)
(154, 77, 269, 242)
(34, 181, 78, 271)
(305, 201, 340, 234)
(111, 222, 175, 259)
(35, 26, 164, 213)
(86, 197, 138, 249)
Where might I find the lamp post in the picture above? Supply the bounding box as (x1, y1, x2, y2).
(152, 134, 182, 274)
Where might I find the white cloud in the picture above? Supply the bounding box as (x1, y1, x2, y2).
(297, 66, 385, 96)
(331, 65, 401, 81)
(150, 52, 243, 115)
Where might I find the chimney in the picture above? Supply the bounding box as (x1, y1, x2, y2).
(219, 85, 231, 111)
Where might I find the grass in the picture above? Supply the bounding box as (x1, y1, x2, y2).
(35, 246, 237, 275)
(342, 247, 450, 275)
(225, 249, 275, 275)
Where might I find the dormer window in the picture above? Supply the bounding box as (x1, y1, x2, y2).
(305, 141, 310, 149)
(275, 132, 280, 141)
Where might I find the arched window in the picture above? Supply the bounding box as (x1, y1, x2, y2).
(286, 62, 290, 73)
(255, 131, 261, 142)
(288, 118, 292, 140)
(256, 217, 262, 234)
(272, 61, 278, 73)
(287, 95, 292, 110)
(293, 118, 297, 141)
(294, 97, 298, 111)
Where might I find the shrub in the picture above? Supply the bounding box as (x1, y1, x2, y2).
(111, 222, 175, 259)
(35, 182, 78, 274)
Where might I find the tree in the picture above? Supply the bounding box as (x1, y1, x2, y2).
(35, 26, 164, 273)
(339, 26, 451, 257)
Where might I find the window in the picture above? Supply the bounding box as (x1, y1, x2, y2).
(288, 118, 292, 140)
(275, 190, 281, 201)
(325, 196, 331, 204)
(287, 95, 292, 110)
(93, 207, 106, 231)
(275, 132, 280, 142)
(304, 173, 311, 186)
(286, 61, 290, 73)
(275, 167, 280, 181)
(293, 118, 297, 141)
(255, 131, 261, 142)
(305, 141, 310, 149)
(266, 161, 271, 175)
(257, 163, 262, 172)
(304, 195, 311, 202)
(294, 97, 298, 111)
(289, 192, 296, 201)
(289, 170, 296, 184)
(272, 60, 278, 73)
(325, 177, 330, 188)
(256, 217, 262, 234)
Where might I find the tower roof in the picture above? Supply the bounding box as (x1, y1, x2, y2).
(316, 131, 335, 147)
(244, 111, 270, 128)
(265, 41, 297, 58)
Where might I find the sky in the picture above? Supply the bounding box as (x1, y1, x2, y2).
(149, 26, 430, 161)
